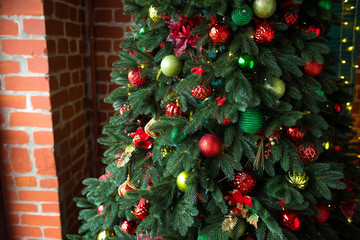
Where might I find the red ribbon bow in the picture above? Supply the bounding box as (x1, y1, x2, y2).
(215, 97, 227, 106)
(191, 66, 203, 75)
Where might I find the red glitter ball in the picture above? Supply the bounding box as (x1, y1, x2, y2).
(165, 102, 184, 116)
(191, 85, 212, 100)
(303, 61, 325, 77)
(313, 202, 330, 223)
(120, 219, 138, 235)
(233, 169, 256, 195)
(297, 143, 319, 163)
(286, 126, 306, 141)
(128, 68, 147, 87)
(254, 22, 276, 45)
(199, 134, 222, 157)
(208, 24, 230, 45)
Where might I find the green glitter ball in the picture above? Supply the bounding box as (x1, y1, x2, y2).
(139, 27, 146, 38)
(239, 108, 264, 134)
(318, 0, 332, 10)
(161, 55, 182, 77)
(231, 4, 253, 26)
(238, 53, 257, 71)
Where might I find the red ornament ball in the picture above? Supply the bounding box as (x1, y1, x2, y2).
(233, 169, 257, 195)
(334, 102, 343, 113)
(199, 134, 222, 157)
(286, 126, 306, 141)
(282, 10, 299, 26)
(119, 104, 130, 115)
(128, 68, 147, 87)
(297, 143, 319, 163)
(281, 209, 303, 231)
(332, 145, 342, 153)
(254, 22, 276, 45)
(313, 202, 330, 223)
(303, 23, 324, 37)
(120, 219, 138, 235)
(303, 61, 325, 77)
(165, 102, 184, 116)
(97, 203, 104, 214)
(134, 199, 150, 220)
(209, 24, 231, 45)
(191, 85, 212, 100)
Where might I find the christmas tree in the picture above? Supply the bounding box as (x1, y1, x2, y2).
(68, 0, 360, 239)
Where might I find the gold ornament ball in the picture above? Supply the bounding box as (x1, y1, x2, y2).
(264, 77, 286, 99)
(176, 171, 192, 192)
(97, 228, 115, 240)
(149, 5, 160, 21)
(161, 55, 182, 77)
(286, 171, 309, 189)
(252, 0, 277, 19)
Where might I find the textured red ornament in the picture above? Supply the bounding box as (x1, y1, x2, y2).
(254, 22, 276, 45)
(233, 169, 257, 195)
(134, 199, 150, 220)
(281, 209, 303, 231)
(191, 85, 212, 100)
(313, 202, 330, 223)
(165, 102, 184, 116)
(303, 23, 324, 37)
(128, 68, 147, 87)
(209, 24, 230, 45)
(286, 126, 306, 141)
(199, 134, 222, 157)
(120, 219, 138, 235)
(119, 104, 130, 115)
(282, 10, 298, 26)
(118, 180, 139, 197)
(334, 103, 343, 113)
(297, 143, 319, 163)
(97, 204, 104, 214)
(303, 61, 325, 77)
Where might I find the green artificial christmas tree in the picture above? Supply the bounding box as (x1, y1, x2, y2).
(68, 0, 360, 239)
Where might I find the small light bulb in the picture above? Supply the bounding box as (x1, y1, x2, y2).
(342, 60, 346, 64)
(355, 65, 359, 68)
(346, 102, 351, 106)
(342, 38, 347, 43)
(356, 26, 360, 31)
(340, 76, 345, 79)
(348, 46, 354, 51)
(250, 35, 254, 39)
(344, 22, 349, 25)
(229, 52, 233, 56)
(350, 6, 355, 9)
(344, 0, 348, 2)
(345, 81, 349, 84)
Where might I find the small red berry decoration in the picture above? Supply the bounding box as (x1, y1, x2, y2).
(297, 143, 319, 163)
(254, 22, 276, 45)
(120, 219, 138, 235)
(165, 102, 184, 116)
(191, 85, 212, 100)
(281, 209, 303, 231)
(128, 68, 147, 87)
(303, 61, 325, 77)
(134, 199, 150, 220)
(209, 24, 231, 45)
(119, 104, 130, 115)
(286, 126, 306, 141)
(313, 202, 330, 223)
(199, 134, 222, 157)
(233, 169, 257, 195)
(97, 203, 104, 214)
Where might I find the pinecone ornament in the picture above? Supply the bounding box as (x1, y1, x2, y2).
(233, 169, 257, 195)
(134, 199, 150, 220)
(297, 143, 319, 163)
(191, 85, 212, 100)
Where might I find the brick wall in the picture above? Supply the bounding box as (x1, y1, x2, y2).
(0, 0, 62, 239)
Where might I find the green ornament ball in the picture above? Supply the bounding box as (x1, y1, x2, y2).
(264, 77, 285, 99)
(238, 53, 257, 71)
(161, 55, 182, 77)
(231, 4, 253, 26)
(97, 228, 114, 240)
(176, 171, 192, 192)
(252, 0, 277, 19)
(197, 234, 208, 240)
(170, 127, 188, 144)
(316, 89, 325, 96)
(239, 108, 264, 134)
(228, 218, 246, 239)
(139, 27, 146, 38)
(318, 0, 332, 10)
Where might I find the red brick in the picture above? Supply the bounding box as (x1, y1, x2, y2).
(45, 19, 64, 36)
(21, 214, 61, 227)
(7, 203, 38, 212)
(48, 56, 67, 72)
(96, 69, 111, 81)
(34, 148, 56, 175)
(0, 61, 20, 74)
(39, 178, 58, 188)
(5, 76, 49, 92)
(55, 2, 69, 19)
(0, 130, 29, 144)
(66, 22, 81, 37)
(0, 112, 5, 125)
(115, 9, 132, 22)
(2, 175, 14, 186)
(23, 19, 45, 35)
(68, 55, 82, 70)
(42, 203, 60, 213)
(58, 39, 69, 53)
(1, 39, 46, 56)
(9, 226, 42, 237)
(44, 228, 62, 238)
(0, 19, 18, 36)
(94, 0, 123, 7)
(107, 55, 119, 67)
(62, 105, 74, 121)
(95, 26, 124, 38)
(0, 0, 43, 15)
(95, 9, 112, 22)
(70, 39, 77, 52)
(69, 85, 84, 101)
(69, 6, 77, 21)
(96, 55, 106, 68)
(60, 72, 71, 87)
(27, 57, 48, 73)
(19, 191, 59, 202)
(51, 89, 69, 109)
(10, 112, 52, 128)
(0, 95, 26, 109)
(46, 39, 56, 54)
(8, 214, 19, 224)
(15, 176, 37, 187)
(114, 40, 123, 52)
(11, 148, 31, 173)
(31, 96, 51, 110)
(34, 131, 54, 145)
(4, 190, 17, 201)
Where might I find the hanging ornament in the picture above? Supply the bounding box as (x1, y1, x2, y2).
(209, 24, 231, 45)
(97, 203, 105, 214)
(170, 127, 188, 144)
(303, 60, 325, 77)
(238, 53, 257, 71)
(302, 23, 324, 37)
(176, 170, 192, 192)
(165, 101, 184, 116)
(144, 118, 161, 139)
(97, 228, 115, 240)
(332, 145, 342, 153)
(286, 126, 306, 141)
(252, 0, 277, 19)
(199, 134, 222, 157)
(134, 199, 150, 220)
(128, 68, 147, 87)
(120, 219, 138, 235)
(161, 55, 182, 77)
(232, 169, 257, 195)
(161, 145, 176, 157)
(264, 77, 286, 99)
(281, 209, 303, 231)
(191, 85, 212, 100)
(297, 143, 319, 163)
(334, 102, 343, 113)
(313, 202, 330, 223)
(119, 104, 130, 115)
(118, 178, 139, 197)
(254, 22, 276, 45)
(231, 4, 253, 26)
(139, 27, 146, 38)
(149, 5, 160, 21)
(286, 171, 309, 189)
(239, 108, 264, 134)
(339, 200, 357, 220)
(282, 9, 299, 26)
(318, 0, 332, 10)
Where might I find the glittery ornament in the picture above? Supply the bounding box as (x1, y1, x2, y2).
(165, 102, 184, 116)
(97, 203, 104, 214)
(119, 104, 130, 115)
(253, 0, 277, 19)
(282, 9, 299, 26)
(286, 171, 309, 189)
(231, 4, 253, 26)
(139, 27, 146, 38)
(286, 126, 306, 141)
(264, 77, 286, 99)
(149, 5, 160, 21)
(209, 24, 231, 45)
(281, 209, 303, 231)
(118, 179, 139, 197)
(238, 53, 257, 71)
(161, 145, 176, 157)
(161, 55, 182, 77)
(120, 219, 138, 235)
(191, 85, 212, 100)
(170, 127, 188, 144)
(239, 108, 264, 134)
(134, 199, 150, 220)
(254, 22, 276, 45)
(97, 228, 115, 240)
(297, 143, 319, 163)
(199, 134, 222, 157)
(318, 0, 332, 10)
(233, 169, 257, 195)
(303, 23, 324, 37)
(313, 202, 330, 223)
(303, 61, 325, 77)
(176, 171, 192, 192)
(128, 68, 147, 87)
